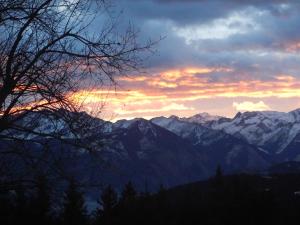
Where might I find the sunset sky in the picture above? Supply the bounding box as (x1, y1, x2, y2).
(79, 0, 300, 120)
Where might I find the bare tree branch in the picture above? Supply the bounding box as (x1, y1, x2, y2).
(0, 0, 157, 189)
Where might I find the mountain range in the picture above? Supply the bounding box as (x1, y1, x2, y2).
(3, 109, 300, 191)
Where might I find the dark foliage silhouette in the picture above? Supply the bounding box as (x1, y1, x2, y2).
(2, 173, 300, 225)
(62, 180, 87, 225)
(94, 185, 118, 225)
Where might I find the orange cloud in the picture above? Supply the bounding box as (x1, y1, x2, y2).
(68, 67, 300, 120)
(285, 42, 300, 52)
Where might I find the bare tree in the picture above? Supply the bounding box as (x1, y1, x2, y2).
(0, 0, 156, 190)
(0, 0, 154, 137)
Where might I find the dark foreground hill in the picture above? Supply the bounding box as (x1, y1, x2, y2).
(2, 172, 300, 225)
(98, 173, 300, 225)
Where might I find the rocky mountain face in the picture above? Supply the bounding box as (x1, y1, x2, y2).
(98, 119, 210, 190)
(2, 109, 300, 191)
(153, 109, 300, 161)
(151, 116, 269, 173)
(206, 109, 300, 160)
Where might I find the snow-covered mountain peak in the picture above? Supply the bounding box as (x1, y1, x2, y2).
(151, 116, 192, 136)
(114, 118, 159, 137)
(152, 112, 222, 128)
(232, 110, 297, 124)
(233, 112, 242, 119)
(289, 108, 300, 121)
(183, 112, 222, 124)
(209, 110, 300, 154)
(9, 108, 300, 157)
(169, 115, 180, 120)
(114, 119, 136, 129)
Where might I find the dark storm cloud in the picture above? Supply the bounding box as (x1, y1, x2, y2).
(117, 0, 231, 25)
(119, 0, 300, 25)
(109, 0, 300, 82)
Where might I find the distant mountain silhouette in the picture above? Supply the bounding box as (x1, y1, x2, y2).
(3, 109, 300, 192)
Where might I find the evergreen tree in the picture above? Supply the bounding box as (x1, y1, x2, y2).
(120, 181, 137, 203)
(118, 182, 137, 224)
(214, 164, 224, 189)
(62, 179, 87, 225)
(94, 185, 118, 225)
(157, 184, 167, 205)
(14, 184, 29, 225)
(0, 190, 14, 225)
(31, 175, 51, 225)
(140, 180, 150, 199)
(156, 184, 168, 225)
(101, 185, 118, 213)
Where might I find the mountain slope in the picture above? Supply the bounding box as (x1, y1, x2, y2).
(209, 110, 300, 156)
(151, 116, 269, 173)
(4, 109, 300, 191)
(97, 119, 211, 190)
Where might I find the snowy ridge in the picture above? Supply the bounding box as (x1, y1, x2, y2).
(5, 109, 300, 190)
(182, 112, 222, 124)
(210, 109, 300, 154)
(5, 108, 300, 158)
(150, 109, 300, 156)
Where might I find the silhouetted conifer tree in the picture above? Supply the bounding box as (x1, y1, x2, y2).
(62, 179, 87, 225)
(101, 185, 118, 213)
(14, 184, 29, 225)
(94, 185, 118, 225)
(140, 180, 150, 199)
(31, 175, 51, 225)
(157, 184, 166, 205)
(156, 184, 168, 225)
(118, 182, 137, 224)
(120, 182, 136, 203)
(214, 164, 224, 189)
(0, 190, 13, 225)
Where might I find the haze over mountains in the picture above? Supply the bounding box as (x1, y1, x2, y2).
(4, 109, 300, 191)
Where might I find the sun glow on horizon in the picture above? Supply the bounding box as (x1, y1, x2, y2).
(67, 67, 300, 121)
